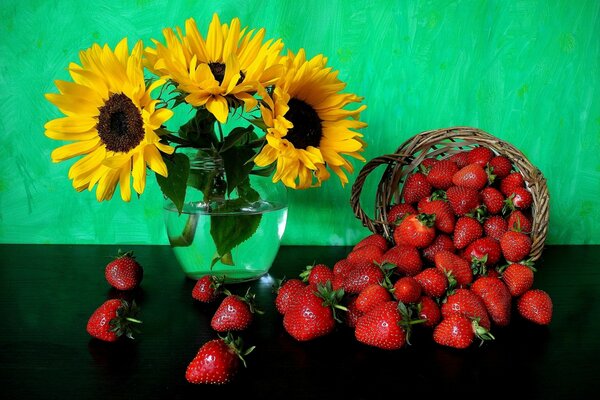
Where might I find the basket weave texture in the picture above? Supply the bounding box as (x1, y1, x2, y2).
(350, 126, 549, 262)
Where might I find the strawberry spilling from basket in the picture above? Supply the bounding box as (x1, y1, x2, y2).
(277, 128, 552, 350)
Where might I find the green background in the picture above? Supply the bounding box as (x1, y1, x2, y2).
(1, 0, 599, 245)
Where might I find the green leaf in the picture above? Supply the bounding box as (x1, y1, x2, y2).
(178, 108, 218, 148)
(221, 144, 256, 196)
(210, 213, 262, 267)
(250, 164, 276, 177)
(156, 153, 190, 214)
(219, 126, 255, 153)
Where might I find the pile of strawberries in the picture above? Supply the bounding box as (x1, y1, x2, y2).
(275, 145, 553, 350)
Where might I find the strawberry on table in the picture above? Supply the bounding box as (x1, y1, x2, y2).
(105, 250, 143, 291)
(471, 276, 512, 327)
(517, 289, 553, 325)
(393, 277, 422, 304)
(347, 244, 385, 269)
(275, 278, 305, 315)
(333, 258, 355, 278)
(502, 263, 536, 297)
(355, 301, 415, 350)
(433, 314, 493, 349)
(441, 288, 491, 329)
(211, 289, 262, 332)
(86, 299, 142, 342)
(344, 296, 363, 328)
(353, 233, 389, 252)
(185, 333, 254, 385)
(192, 275, 224, 303)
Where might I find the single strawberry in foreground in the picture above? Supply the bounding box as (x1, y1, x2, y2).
(192, 275, 224, 303)
(355, 301, 419, 350)
(275, 278, 305, 315)
(105, 250, 143, 291)
(185, 333, 254, 385)
(433, 314, 494, 349)
(86, 299, 142, 342)
(517, 289, 553, 325)
(441, 288, 491, 329)
(211, 289, 262, 332)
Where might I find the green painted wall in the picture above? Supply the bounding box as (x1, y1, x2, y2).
(1, 0, 599, 245)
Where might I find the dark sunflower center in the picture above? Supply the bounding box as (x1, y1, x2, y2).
(97, 93, 144, 153)
(209, 62, 246, 86)
(284, 98, 323, 149)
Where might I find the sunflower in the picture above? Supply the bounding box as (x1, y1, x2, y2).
(44, 38, 174, 202)
(144, 14, 284, 123)
(254, 49, 367, 189)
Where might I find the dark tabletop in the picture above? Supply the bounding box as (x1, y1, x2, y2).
(0, 244, 598, 399)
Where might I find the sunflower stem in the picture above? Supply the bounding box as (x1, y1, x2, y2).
(217, 122, 224, 143)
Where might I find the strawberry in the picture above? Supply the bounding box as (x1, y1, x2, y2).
(426, 160, 459, 190)
(347, 244, 385, 269)
(507, 210, 532, 233)
(300, 263, 333, 287)
(449, 151, 470, 168)
(453, 216, 483, 249)
(418, 198, 455, 233)
(504, 187, 533, 211)
(471, 277, 511, 327)
(463, 237, 502, 271)
(192, 275, 224, 303)
(420, 157, 439, 170)
(86, 299, 141, 342)
(275, 278, 305, 315)
(393, 213, 436, 248)
(355, 301, 407, 350)
(488, 155, 512, 179)
(446, 186, 480, 216)
(393, 277, 422, 303)
(452, 164, 488, 190)
(356, 284, 393, 313)
(402, 172, 432, 204)
(517, 289, 553, 325)
(481, 187, 505, 215)
(441, 288, 491, 329)
(417, 296, 441, 327)
(500, 172, 525, 197)
(104, 250, 143, 291)
(211, 289, 262, 332)
(414, 268, 448, 298)
(484, 215, 508, 241)
(342, 263, 385, 294)
(435, 251, 473, 287)
(500, 231, 532, 262)
(382, 245, 423, 276)
(353, 234, 389, 251)
(185, 333, 253, 385)
(333, 258, 355, 278)
(345, 296, 363, 328)
(423, 234, 455, 263)
(433, 315, 493, 349)
(283, 283, 345, 341)
(467, 147, 494, 167)
(502, 263, 535, 297)
(387, 203, 417, 225)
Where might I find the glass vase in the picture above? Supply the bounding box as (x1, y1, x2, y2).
(163, 155, 288, 283)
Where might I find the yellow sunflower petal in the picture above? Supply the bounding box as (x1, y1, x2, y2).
(206, 96, 229, 123)
(132, 152, 146, 194)
(144, 145, 168, 177)
(119, 160, 132, 202)
(51, 138, 100, 162)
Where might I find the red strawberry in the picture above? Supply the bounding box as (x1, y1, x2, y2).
(467, 147, 494, 167)
(300, 263, 333, 288)
(486, 268, 501, 278)
(275, 279, 305, 315)
(471, 277, 511, 327)
(420, 157, 438, 170)
(417, 296, 441, 327)
(382, 245, 423, 276)
(453, 216, 483, 249)
(192, 275, 224, 303)
(333, 258, 354, 278)
(387, 203, 417, 225)
(393, 213, 436, 248)
(105, 250, 143, 291)
(342, 264, 385, 294)
(283, 283, 345, 341)
(502, 263, 535, 297)
(402, 172, 432, 204)
(504, 187, 533, 211)
(345, 296, 363, 328)
(449, 151, 470, 168)
(435, 251, 473, 287)
(452, 164, 488, 190)
(393, 277, 422, 303)
(446, 186, 480, 216)
(353, 234, 389, 251)
(463, 237, 502, 270)
(347, 245, 385, 269)
(517, 289, 553, 325)
(481, 187, 505, 215)
(418, 198, 455, 233)
(185, 334, 253, 385)
(433, 315, 492, 349)
(441, 288, 491, 329)
(484, 215, 508, 241)
(423, 234, 455, 263)
(507, 210, 532, 233)
(355, 301, 407, 350)
(86, 299, 141, 342)
(356, 284, 393, 313)
(426, 160, 459, 190)
(331, 275, 345, 291)
(414, 268, 448, 298)
(488, 155, 512, 179)
(500, 172, 525, 197)
(500, 231, 532, 262)
(211, 290, 261, 332)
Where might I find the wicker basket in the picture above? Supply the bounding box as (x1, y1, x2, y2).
(350, 126, 549, 262)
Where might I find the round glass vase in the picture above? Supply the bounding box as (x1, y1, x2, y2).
(163, 155, 288, 283)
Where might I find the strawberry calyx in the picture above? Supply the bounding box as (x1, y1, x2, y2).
(375, 261, 397, 289)
(416, 213, 436, 228)
(502, 194, 517, 214)
(485, 165, 497, 185)
(430, 190, 447, 201)
(472, 318, 495, 346)
(220, 332, 255, 368)
(314, 281, 347, 323)
(470, 254, 489, 276)
(109, 299, 143, 340)
(113, 249, 136, 260)
(466, 205, 488, 224)
(397, 301, 426, 345)
(223, 287, 264, 315)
